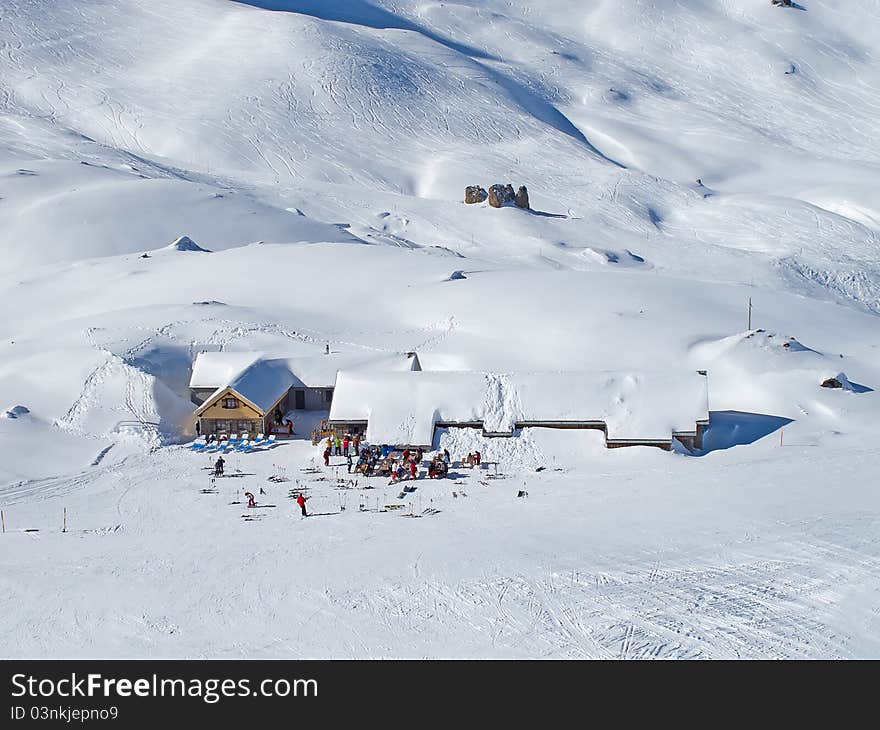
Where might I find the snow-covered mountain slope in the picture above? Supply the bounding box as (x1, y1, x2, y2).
(1, 1, 879, 658)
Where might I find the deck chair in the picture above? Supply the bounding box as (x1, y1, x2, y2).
(190, 437, 207, 450)
(251, 433, 265, 446)
(239, 432, 249, 443)
(265, 435, 277, 447)
(228, 433, 239, 444)
(235, 439, 251, 451)
(217, 440, 229, 452)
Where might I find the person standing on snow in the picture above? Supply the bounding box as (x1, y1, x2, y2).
(296, 493, 309, 517)
(409, 459, 417, 480)
(334, 435, 341, 455)
(214, 455, 225, 477)
(347, 452, 353, 473)
(443, 449, 450, 465)
(323, 447, 331, 467)
(353, 435, 360, 455)
(342, 435, 350, 455)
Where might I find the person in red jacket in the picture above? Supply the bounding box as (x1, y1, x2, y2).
(409, 460, 417, 480)
(323, 447, 331, 466)
(296, 493, 308, 517)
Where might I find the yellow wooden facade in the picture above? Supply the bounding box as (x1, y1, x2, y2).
(196, 387, 265, 420)
(195, 386, 288, 437)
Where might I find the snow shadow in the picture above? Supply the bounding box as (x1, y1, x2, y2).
(231, 1, 499, 60)
(699, 411, 794, 453)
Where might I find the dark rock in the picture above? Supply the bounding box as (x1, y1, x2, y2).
(515, 185, 530, 209)
(488, 183, 516, 208)
(820, 377, 843, 389)
(464, 185, 487, 204)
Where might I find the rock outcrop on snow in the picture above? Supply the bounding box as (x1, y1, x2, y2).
(488, 183, 516, 208)
(2, 404, 30, 419)
(467, 183, 530, 209)
(821, 373, 853, 390)
(167, 235, 210, 252)
(464, 185, 487, 204)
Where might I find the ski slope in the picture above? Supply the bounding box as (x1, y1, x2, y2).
(1, 0, 879, 658)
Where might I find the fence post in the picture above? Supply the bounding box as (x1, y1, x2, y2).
(1, 510, 5, 534)
(63, 507, 67, 533)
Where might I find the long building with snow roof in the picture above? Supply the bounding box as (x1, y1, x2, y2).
(328, 370, 710, 450)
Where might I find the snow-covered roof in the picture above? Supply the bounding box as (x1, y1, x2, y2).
(224, 358, 295, 413)
(191, 349, 421, 415)
(189, 352, 261, 389)
(329, 371, 709, 445)
(190, 350, 417, 391)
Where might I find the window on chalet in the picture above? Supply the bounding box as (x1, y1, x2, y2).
(223, 397, 238, 409)
(323, 389, 333, 404)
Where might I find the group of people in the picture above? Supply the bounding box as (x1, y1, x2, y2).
(319, 437, 482, 482)
(386, 447, 425, 483)
(323, 433, 362, 466)
(427, 449, 451, 479)
(464, 451, 482, 468)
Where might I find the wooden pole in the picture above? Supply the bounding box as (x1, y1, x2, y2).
(63, 507, 67, 533)
(1, 509, 5, 534)
(780, 427, 784, 447)
(748, 297, 752, 330)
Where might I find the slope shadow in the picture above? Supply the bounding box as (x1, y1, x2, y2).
(529, 209, 568, 219)
(846, 380, 873, 394)
(231, 1, 498, 60)
(699, 411, 794, 454)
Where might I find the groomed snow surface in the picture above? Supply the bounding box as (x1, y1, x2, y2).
(1, 0, 880, 658)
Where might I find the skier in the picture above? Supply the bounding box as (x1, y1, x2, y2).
(342, 435, 350, 455)
(353, 435, 360, 455)
(347, 452, 353, 473)
(443, 449, 450, 465)
(474, 450, 481, 466)
(334, 435, 342, 455)
(296, 493, 309, 517)
(323, 447, 331, 467)
(409, 459, 417, 480)
(244, 491, 256, 508)
(214, 455, 225, 477)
